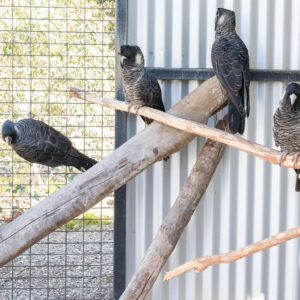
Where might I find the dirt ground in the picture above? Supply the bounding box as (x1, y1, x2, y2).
(0, 224, 113, 300)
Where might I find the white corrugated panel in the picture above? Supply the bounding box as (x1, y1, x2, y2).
(125, 0, 300, 299)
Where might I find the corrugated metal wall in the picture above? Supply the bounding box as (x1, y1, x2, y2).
(124, 0, 300, 299)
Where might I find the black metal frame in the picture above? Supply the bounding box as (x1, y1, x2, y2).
(147, 67, 300, 82)
(114, 0, 128, 299)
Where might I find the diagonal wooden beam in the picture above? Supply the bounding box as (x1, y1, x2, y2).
(0, 76, 226, 267)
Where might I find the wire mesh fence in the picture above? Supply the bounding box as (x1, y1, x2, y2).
(0, 0, 115, 299)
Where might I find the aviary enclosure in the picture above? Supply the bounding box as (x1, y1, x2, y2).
(2, 1, 300, 300)
(0, 0, 115, 299)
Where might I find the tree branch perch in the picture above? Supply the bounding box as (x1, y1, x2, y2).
(164, 226, 300, 281)
(70, 82, 300, 169)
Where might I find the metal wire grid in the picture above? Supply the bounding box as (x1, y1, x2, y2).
(0, 0, 115, 299)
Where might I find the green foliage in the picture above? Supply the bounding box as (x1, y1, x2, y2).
(66, 213, 112, 230)
(0, 0, 116, 221)
(93, 0, 115, 7)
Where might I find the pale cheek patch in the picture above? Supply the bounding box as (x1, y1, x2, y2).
(290, 93, 297, 105)
(121, 56, 126, 64)
(135, 53, 142, 65)
(5, 136, 12, 145)
(218, 15, 225, 26)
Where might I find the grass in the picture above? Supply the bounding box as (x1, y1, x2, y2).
(66, 213, 112, 230)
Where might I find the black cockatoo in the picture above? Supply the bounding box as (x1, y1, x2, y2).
(119, 45, 166, 125)
(211, 8, 250, 134)
(273, 82, 300, 191)
(120, 45, 169, 161)
(2, 118, 97, 171)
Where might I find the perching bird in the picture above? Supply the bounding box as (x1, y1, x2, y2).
(211, 8, 250, 134)
(273, 82, 300, 191)
(120, 45, 169, 161)
(119, 45, 166, 125)
(2, 118, 97, 171)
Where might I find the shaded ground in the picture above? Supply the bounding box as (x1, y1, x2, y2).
(0, 224, 113, 300)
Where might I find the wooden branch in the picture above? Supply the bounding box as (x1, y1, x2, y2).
(70, 85, 300, 170)
(164, 226, 300, 281)
(120, 120, 226, 300)
(0, 77, 226, 267)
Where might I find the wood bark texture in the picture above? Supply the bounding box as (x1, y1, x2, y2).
(120, 120, 226, 300)
(70, 84, 300, 169)
(164, 225, 300, 281)
(0, 76, 226, 267)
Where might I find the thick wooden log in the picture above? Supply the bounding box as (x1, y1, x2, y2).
(0, 76, 226, 267)
(70, 85, 300, 170)
(120, 121, 226, 300)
